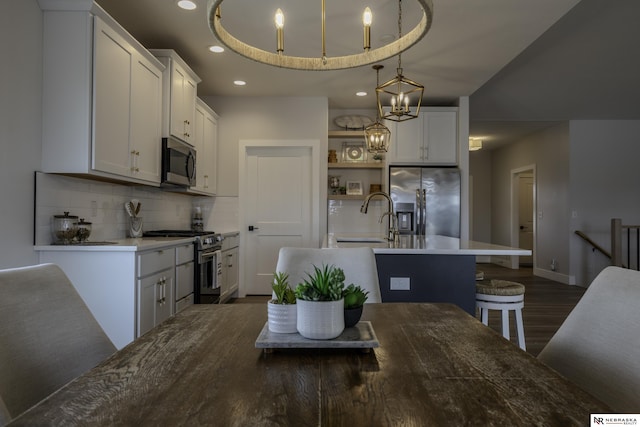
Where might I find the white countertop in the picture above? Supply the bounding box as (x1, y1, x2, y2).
(323, 233, 532, 256)
(34, 236, 195, 252)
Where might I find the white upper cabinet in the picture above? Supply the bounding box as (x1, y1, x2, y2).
(191, 98, 219, 195)
(385, 108, 458, 165)
(423, 110, 458, 165)
(150, 49, 201, 146)
(40, 3, 164, 186)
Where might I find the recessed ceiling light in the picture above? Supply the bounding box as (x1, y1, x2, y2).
(234, 80, 246, 86)
(209, 45, 224, 53)
(177, 0, 196, 11)
(356, 91, 367, 97)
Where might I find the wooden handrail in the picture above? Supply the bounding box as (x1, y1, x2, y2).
(574, 230, 612, 260)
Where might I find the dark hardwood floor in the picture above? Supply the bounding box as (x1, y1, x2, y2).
(229, 263, 586, 357)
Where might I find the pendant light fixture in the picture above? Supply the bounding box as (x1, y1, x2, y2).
(376, 0, 424, 122)
(365, 65, 391, 154)
(208, 0, 433, 71)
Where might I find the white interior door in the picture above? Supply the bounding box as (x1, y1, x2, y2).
(518, 173, 534, 265)
(242, 143, 318, 295)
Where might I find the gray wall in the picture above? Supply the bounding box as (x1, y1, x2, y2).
(569, 120, 640, 287)
(204, 96, 328, 197)
(472, 120, 640, 287)
(491, 123, 570, 282)
(0, 1, 42, 268)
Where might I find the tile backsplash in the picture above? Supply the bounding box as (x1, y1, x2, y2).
(35, 173, 198, 244)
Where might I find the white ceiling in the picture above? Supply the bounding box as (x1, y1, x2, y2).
(96, 0, 640, 150)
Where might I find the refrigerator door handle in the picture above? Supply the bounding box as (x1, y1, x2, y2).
(422, 189, 427, 236)
(415, 189, 422, 236)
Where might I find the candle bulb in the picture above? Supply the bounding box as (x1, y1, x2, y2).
(275, 9, 284, 54)
(363, 7, 372, 51)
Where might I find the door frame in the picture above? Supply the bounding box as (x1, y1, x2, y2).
(509, 164, 536, 270)
(238, 139, 322, 297)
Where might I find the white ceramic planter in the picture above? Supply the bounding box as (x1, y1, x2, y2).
(267, 302, 298, 333)
(296, 298, 345, 340)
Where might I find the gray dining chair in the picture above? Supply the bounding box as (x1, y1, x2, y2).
(275, 247, 382, 303)
(537, 266, 640, 412)
(0, 263, 116, 424)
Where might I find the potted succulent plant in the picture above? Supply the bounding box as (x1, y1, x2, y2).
(267, 272, 297, 333)
(342, 284, 369, 327)
(294, 264, 346, 339)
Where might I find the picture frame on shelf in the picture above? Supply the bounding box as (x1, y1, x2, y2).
(341, 142, 367, 163)
(346, 181, 363, 196)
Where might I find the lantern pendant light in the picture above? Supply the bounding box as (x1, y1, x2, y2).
(376, 0, 424, 122)
(365, 65, 392, 154)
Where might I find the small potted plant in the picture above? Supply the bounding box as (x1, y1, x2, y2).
(267, 272, 297, 333)
(294, 264, 346, 339)
(342, 284, 369, 327)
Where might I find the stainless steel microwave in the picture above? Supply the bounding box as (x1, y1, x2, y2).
(161, 137, 196, 187)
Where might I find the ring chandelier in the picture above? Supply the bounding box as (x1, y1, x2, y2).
(207, 0, 434, 71)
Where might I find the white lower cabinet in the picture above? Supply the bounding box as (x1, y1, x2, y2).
(220, 233, 240, 303)
(175, 243, 195, 313)
(37, 240, 192, 350)
(137, 248, 175, 337)
(137, 269, 174, 337)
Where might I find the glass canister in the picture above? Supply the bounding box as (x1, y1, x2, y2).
(52, 212, 78, 244)
(75, 218, 92, 242)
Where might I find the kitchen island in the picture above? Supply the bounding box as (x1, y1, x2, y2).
(323, 233, 531, 314)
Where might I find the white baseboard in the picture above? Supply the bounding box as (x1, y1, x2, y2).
(533, 267, 575, 285)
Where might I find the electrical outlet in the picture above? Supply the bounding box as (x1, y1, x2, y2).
(390, 277, 410, 291)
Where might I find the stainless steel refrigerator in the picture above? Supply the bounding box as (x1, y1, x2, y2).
(389, 167, 461, 238)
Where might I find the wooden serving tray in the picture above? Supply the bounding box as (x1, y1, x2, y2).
(255, 321, 380, 350)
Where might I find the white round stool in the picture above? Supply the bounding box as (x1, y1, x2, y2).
(476, 279, 526, 350)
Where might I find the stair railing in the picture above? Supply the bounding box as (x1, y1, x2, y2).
(611, 218, 640, 269)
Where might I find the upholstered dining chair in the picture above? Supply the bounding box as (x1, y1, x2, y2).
(275, 247, 382, 303)
(537, 266, 640, 412)
(0, 263, 116, 424)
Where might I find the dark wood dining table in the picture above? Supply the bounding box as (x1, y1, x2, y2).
(9, 303, 610, 426)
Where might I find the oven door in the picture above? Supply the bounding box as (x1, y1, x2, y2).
(197, 249, 222, 302)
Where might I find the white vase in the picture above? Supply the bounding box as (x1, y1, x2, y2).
(296, 298, 345, 339)
(267, 301, 298, 333)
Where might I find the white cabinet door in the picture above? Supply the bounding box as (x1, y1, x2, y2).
(170, 63, 197, 145)
(92, 17, 132, 177)
(424, 111, 458, 165)
(137, 273, 157, 337)
(387, 117, 424, 163)
(176, 261, 194, 301)
(220, 247, 238, 303)
(193, 99, 218, 195)
(137, 269, 173, 337)
(385, 109, 458, 165)
(130, 52, 163, 184)
(202, 112, 218, 194)
(183, 76, 197, 145)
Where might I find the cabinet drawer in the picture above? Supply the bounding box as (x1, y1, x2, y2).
(222, 233, 239, 250)
(176, 261, 194, 300)
(176, 294, 194, 313)
(138, 248, 174, 278)
(176, 243, 194, 265)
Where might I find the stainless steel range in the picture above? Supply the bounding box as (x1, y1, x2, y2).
(143, 230, 224, 304)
